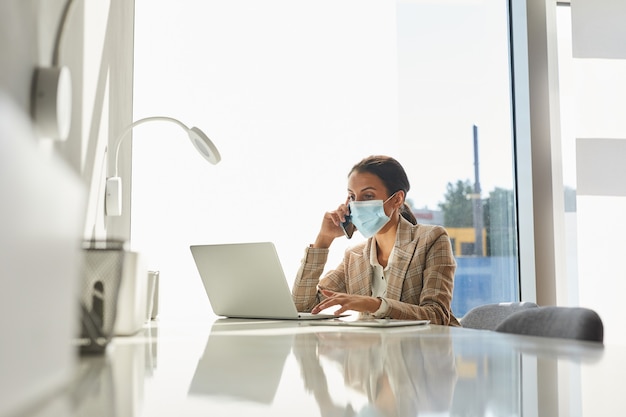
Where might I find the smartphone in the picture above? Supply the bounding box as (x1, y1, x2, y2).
(340, 214, 356, 239)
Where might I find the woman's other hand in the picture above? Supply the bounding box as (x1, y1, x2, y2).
(312, 289, 382, 316)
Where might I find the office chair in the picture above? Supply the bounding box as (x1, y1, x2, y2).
(460, 301, 539, 330)
(495, 306, 604, 343)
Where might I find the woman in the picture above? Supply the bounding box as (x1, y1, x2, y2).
(292, 155, 460, 325)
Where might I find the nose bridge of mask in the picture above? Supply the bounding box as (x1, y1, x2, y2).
(350, 191, 397, 209)
(350, 200, 381, 208)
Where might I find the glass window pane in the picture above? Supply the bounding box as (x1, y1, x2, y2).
(396, 0, 518, 315)
(132, 0, 519, 319)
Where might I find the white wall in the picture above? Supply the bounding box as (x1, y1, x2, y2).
(0, 3, 86, 415)
(570, 0, 626, 347)
(0, 1, 135, 415)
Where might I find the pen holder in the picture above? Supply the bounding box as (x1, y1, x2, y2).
(77, 242, 125, 355)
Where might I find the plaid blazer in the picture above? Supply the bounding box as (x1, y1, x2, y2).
(292, 217, 460, 326)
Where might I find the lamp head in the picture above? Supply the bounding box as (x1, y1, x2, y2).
(188, 127, 221, 165)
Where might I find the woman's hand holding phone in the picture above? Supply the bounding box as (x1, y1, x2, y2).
(339, 197, 356, 239)
(340, 212, 355, 239)
(312, 200, 354, 248)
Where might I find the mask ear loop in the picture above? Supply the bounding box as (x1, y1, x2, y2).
(384, 191, 403, 217)
(383, 192, 397, 205)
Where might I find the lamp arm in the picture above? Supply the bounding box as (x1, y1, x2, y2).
(112, 116, 190, 177)
(52, 0, 76, 66)
(106, 116, 219, 217)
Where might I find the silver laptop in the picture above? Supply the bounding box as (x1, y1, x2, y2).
(190, 242, 340, 320)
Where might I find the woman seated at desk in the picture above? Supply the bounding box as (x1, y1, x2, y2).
(292, 155, 460, 326)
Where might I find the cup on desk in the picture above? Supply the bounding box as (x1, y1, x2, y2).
(146, 270, 160, 321)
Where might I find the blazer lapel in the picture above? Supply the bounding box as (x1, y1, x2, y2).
(385, 218, 419, 300)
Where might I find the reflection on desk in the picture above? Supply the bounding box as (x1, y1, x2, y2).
(71, 325, 157, 417)
(189, 321, 294, 404)
(291, 325, 457, 416)
(13, 317, 623, 417)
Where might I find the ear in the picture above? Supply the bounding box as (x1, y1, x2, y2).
(394, 190, 406, 208)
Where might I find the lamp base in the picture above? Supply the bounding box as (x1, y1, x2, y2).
(32, 66, 72, 141)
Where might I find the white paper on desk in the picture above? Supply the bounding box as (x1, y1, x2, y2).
(306, 319, 430, 328)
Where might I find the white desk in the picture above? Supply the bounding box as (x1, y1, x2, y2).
(17, 317, 624, 417)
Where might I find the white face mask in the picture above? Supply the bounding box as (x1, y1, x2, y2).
(348, 193, 396, 238)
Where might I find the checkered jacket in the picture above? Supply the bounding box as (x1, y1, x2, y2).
(292, 217, 460, 326)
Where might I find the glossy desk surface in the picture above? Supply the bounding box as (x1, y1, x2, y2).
(23, 317, 625, 417)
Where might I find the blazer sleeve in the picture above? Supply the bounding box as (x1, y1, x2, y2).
(292, 246, 326, 312)
(292, 246, 352, 312)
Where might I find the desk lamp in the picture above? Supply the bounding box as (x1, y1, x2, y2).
(105, 116, 221, 216)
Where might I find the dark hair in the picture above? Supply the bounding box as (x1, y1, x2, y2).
(349, 155, 417, 225)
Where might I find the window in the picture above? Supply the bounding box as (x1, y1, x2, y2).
(132, 0, 519, 319)
(396, 0, 518, 316)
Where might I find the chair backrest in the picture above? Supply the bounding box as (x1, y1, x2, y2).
(460, 302, 539, 330)
(495, 306, 604, 343)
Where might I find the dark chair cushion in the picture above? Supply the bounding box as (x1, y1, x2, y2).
(495, 306, 604, 343)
